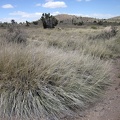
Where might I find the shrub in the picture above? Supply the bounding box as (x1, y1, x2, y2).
(4, 24, 27, 44)
(97, 21, 103, 25)
(91, 26, 97, 29)
(93, 20, 97, 23)
(0, 24, 4, 27)
(41, 13, 58, 29)
(77, 21, 84, 26)
(90, 26, 118, 40)
(26, 21, 30, 26)
(33, 21, 38, 25)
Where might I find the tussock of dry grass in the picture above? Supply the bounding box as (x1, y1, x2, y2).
(0, 26, 120, 120)
(2, 25, 27, 44)
(0, 42, 111, 120)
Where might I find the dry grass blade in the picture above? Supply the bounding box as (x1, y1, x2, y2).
(0, 42, 111, 120)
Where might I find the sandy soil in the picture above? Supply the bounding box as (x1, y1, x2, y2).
(78, 59, 120, 120)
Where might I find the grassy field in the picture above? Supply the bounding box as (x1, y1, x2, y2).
(0, 25, 120, 120)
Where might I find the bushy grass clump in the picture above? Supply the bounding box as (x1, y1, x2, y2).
(91, 26, 97, 29)
(89, 26, 118, 40)
(0, 42, 111, 120)
(3, 25, 27, 44)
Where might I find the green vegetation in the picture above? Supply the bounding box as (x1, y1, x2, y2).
(26, 21, 30, 27)
(41, 13, 58, 29)
(91, 26, 97, 29)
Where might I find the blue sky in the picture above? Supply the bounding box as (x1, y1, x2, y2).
(0, 0, 120, 22)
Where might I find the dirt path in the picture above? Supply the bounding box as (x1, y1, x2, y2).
(78, 59, 120, 120)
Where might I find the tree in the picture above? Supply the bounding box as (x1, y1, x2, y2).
(77, 21, 84, 26)
(97, 20, 103, 25)
(41, 13, 58, 29)
(26, 21, 30, 26)
(11, 19, 16, 24)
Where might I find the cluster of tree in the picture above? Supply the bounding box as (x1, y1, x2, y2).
(41, 13, 58, 28)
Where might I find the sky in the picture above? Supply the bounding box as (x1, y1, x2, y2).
(0, 0, 120, 23)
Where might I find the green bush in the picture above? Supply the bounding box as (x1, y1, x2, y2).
(33, 21, 38, 25)
(97, 21, 103, 25)
(91, 26, 97, 29)
(41, 13, 58, 29)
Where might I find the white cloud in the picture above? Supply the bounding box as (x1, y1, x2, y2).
(52, 11, 60, 15)
(36, 3, 41, 6)
(2, 4, 14, 8)
(9, 11, 61, 19)
(8, 11, 43, 22)
(88, 13, 117, 19)
(42, 1, 67, 8)
(0, 17, 28, 23)
(10, 11, 30, 18)
(9, 11, 42, 18)
(3, 11, 61, 22)
(64, 13, 118, 19)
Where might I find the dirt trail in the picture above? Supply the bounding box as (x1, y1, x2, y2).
(78, 59, 120, 120)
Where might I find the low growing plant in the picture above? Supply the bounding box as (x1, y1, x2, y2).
(90, 26, 118, 40)
(4, 24, 27, 44)
(0, 43, 111, 120)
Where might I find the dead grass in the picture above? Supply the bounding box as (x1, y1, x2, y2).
(27, 27, 120, 59)
(0, 26, 120, 120)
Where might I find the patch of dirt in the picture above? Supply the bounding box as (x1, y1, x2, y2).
(78, 59, 120, 120)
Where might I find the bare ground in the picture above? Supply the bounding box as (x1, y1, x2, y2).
(78, 59, 120, 120)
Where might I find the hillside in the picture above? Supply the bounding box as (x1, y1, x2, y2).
(107, 16, 120, 22)
(55, 14, 98, 23)
(55, 14, 76, 21)
(27, 14, 120, 28)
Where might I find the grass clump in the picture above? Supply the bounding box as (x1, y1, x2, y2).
(47, 37, 114, 59)
(90, 26, 118, 40)
(0, 42, 111, 120)
(3, 25, 27, 44)
(91, 26, 97, 29)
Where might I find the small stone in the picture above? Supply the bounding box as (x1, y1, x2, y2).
(115, 87, 118, 90)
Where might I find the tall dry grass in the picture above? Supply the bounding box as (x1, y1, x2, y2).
(29, 27, 119, 59)
(0, 42, 111, 120)
(0, 26, 120, 120)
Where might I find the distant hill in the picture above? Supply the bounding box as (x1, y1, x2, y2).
(29, 14, 120, 28)
(55, 14, 76, 21)
(55, 14, 98, 23)
(109, 16, 120, 20)
(107, 16, 120, 22)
